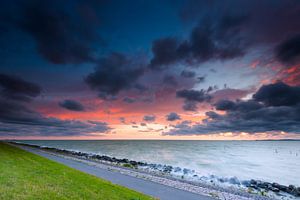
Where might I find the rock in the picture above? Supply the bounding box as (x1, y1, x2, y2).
(229, 177, 240, 185)
(174, 167, 181, 172)
(121, 158, 129, 163)
(289, 185, 296, 191)
(148, 164, 156, 169)
(269, 187, 280, 192)
(285, 185, 299, 196)
(209, 175, 216, 179)
(249, 184, 258, 189)
(111, 157, 117, 162)
(183, 168, 190, 174)
(295, 187, 300, 197)
(218, 178, 225, 183)
(137, 161, 146, 166)
(255, 181, 272, 189)
(272, 182, 288, 191)
(129, 160, 138, 166)
(250, 179, 257, 185)
(163, 165, 173, 173)
(288, 185, 300, 197)
(241, 180, 251, 187)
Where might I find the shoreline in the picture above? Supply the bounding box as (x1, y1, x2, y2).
(10, 141, 299, 200)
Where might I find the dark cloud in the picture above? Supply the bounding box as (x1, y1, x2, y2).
(170, 120, 191, 128)
(149, 14, 247, 70)
(143, 115, 156, 122)
(215, 99, 236, 111)
(181, 70, 196, 78)
(162, 75, 178, 87)
(177, 89, 212, 111)
(149, 37, 179, 70)
(2, 0, 104, 64)
(85, 53, 145, 99)
(165, 82, 300, 135)
(0, 73, 41, 102)
(123, 97, 136, 104)
(182, 101, 198, 111)
(253, 82, 300, 107)
(176, 89, 211, 102)
(179, 0, 300, 84)
(181, 0, 300, 45)
(59, 99, 85, 111)
(0, 74, 110, 137)
(215, 99, 263, 112)
(276, 34, 300, 65)
(0, 99, 110, 137)
(138, 127, 164, 133)
(166, 112, 181, 121)
(140, 122, 147, 126)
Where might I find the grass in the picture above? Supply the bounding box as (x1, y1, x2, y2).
(122, 163, 135, 169)
(0, 142, 155, 200)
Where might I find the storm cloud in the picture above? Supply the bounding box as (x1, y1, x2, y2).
(143, 115, 156, 122)
(181, 0, 300, 45)
(0, 74, 110, 137)
(276, 34, 300, 65)
(149, 14, 247, 70)
(59, 99, 85, 112)
(166, 112, 181, 121)
(85, 53, 145, 99)
(0, 73, 41, 102)
(176, 89, 212, 102)
(149, 0, 300, 77)
(1, 0, 104, 64)
(1, 0, 300, 139)
(123, 97, 136, 104)
(176, 89, 212, 111)
(0, 99, 110, 137)
(165, 82, 300, 135)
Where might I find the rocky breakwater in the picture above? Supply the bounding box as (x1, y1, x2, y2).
(246, 179, 300, 197)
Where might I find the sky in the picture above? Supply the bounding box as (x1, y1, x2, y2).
(0, 0, 300, 140)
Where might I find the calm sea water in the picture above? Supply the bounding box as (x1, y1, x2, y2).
(19, 140, 300, 186)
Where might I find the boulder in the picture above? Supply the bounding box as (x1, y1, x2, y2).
(229, 177, 240, 185)
(250, 179, 257, 185)
(174, 167, 181, 172)
(163, 165, 173, 173)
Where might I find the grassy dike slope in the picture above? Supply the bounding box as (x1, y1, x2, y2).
(0, 142, 155, 200)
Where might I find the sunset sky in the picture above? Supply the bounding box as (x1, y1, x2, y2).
(0, 0, 300, 140)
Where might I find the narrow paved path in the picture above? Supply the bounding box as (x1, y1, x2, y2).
(18, 145, 213, 200)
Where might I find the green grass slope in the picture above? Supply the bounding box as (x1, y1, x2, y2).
(0, 142, 155, 200)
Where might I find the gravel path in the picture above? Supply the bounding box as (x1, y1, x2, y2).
(18, 145, 214, 200)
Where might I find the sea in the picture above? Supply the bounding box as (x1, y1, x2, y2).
(18, 140, 300, 187)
